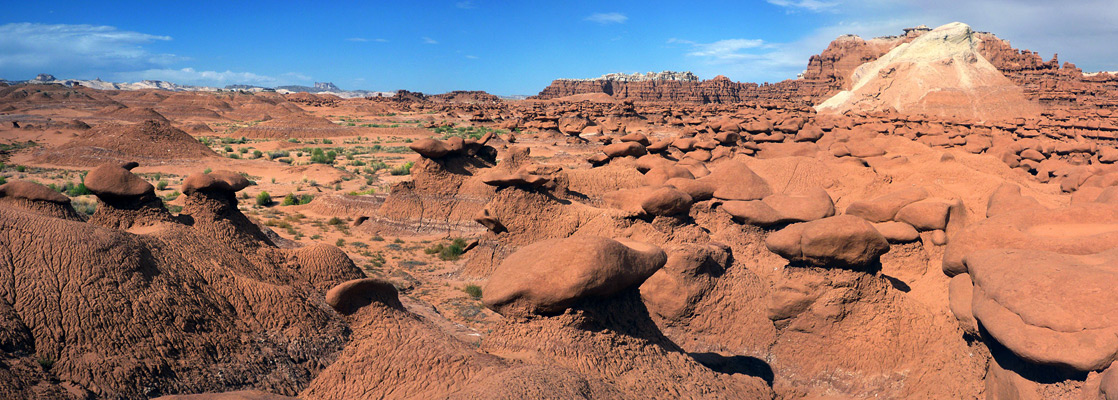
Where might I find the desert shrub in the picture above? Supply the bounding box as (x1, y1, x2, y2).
(390, 161, 414, 176)
(255, 191, 272, 206)
(223, 146, 233, 152)
(327, 216, 344, 225)
(463, 284, 482, 300)
(203, 168, 212, 174)
(425, 238, 467, 261)
(156, 180, 168, 190)
(239, 147, 248, 154)
(335, 238, 346, 247)
(252, 150, 262, 158)
(281, 193, 297, 206)
(0, 176, 6, 185)
(64, 181, 91, 196)
(310, 148, 336, 164)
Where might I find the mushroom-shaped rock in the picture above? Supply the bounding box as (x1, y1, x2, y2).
(481, 171, 550, 188)
(482, 236, 667, 316)
(894, 198, 952, 231)
(765, 215, 890, 268)
(666, 178, 716, 201)
(761, 187, 835, 222)
(85, 163, 155, 198)
(183, 170, 250, 195)
(619, 132, 650, 145)
(872, 221, 920, 243)
(639, 186, 693, 216)
(986, 182, 1042, 218)
(942, 203, 1118, 276)
(646, 140, 670, 153)
(719, 185, 836, 226)
(845, 186, 930, 222)
(714, 131, 740, 144)
(966, 248, 1118, 372)
(701, 160, 771, 201)
(474, 207, 506, 233)
(722, 200, 783, 226)
(0, 181, 70, 204)
(0, 180, 82, 220)
(640, 243, 731, 320)
(409, 138, 450, 158)
(325, 278, 404, 314)
(605, 186, 693, 217)
(643, 165, 694, 186)
(587, 153, 610, 166)
(602, 141, 647, 158)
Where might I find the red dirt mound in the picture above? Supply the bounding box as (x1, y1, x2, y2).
(31, 119, 218, 167)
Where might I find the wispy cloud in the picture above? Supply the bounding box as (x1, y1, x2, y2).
(674, 38, 767, 61)
(465, 55, 478, 59)
(767, 0, 840, 12)
(422, 37, 439, 45)
(0, 22, 181, 75)
(346, 37, 388, 43)
(585, 12, 628, 25)
(114, 67, 301, 86)
(455, 1, 476, 9)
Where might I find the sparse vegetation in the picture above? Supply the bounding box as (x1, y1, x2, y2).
(390, 161, 414, 176)
(255, 191, 272, 206)
(425, 238, 468, 261)
(463, 284, 482, 300)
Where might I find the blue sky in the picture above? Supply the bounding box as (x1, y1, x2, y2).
(2, 0, 1117, 95)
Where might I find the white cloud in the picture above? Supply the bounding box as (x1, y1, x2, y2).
(670, 18, 917, 83)
(585, 12, 628, 25)
(767, 0, 839, 12)
(422, 37, 439, 44)
(684, 39, 767, 60)
(0, 22, 180, 76)
(114, 68, 300, 87)
(465, 55, 479, 59)
(455, 1, 476, 9)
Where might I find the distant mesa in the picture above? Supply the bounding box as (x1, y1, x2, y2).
(561, 71, 700, 83)
(815, 22, 1042, 122)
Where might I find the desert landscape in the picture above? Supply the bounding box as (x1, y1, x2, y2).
(4, 12, 1118, 400)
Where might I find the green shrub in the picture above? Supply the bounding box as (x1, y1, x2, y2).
(327, 217, 344, 225)
(223, 146, 233, 153)
(203, 168, 212, 174)
(252, 150, 263, 158)
(156, 180, 168, 190)
(239, 147, 248, 154)
(310, 148, 336, 164)
(425, 238, 467, 261)
(281, 193, 297, 206)
(463, 284, 483, 300)
(335, 238, 346, 247)
(389, 161, 414, 176)
(15, 165, 25, 172)
(37, 357, 54, 370)
(255, 191, 272, 206)
(65, 182, 91, 196)
(0, 176, 6, 185)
